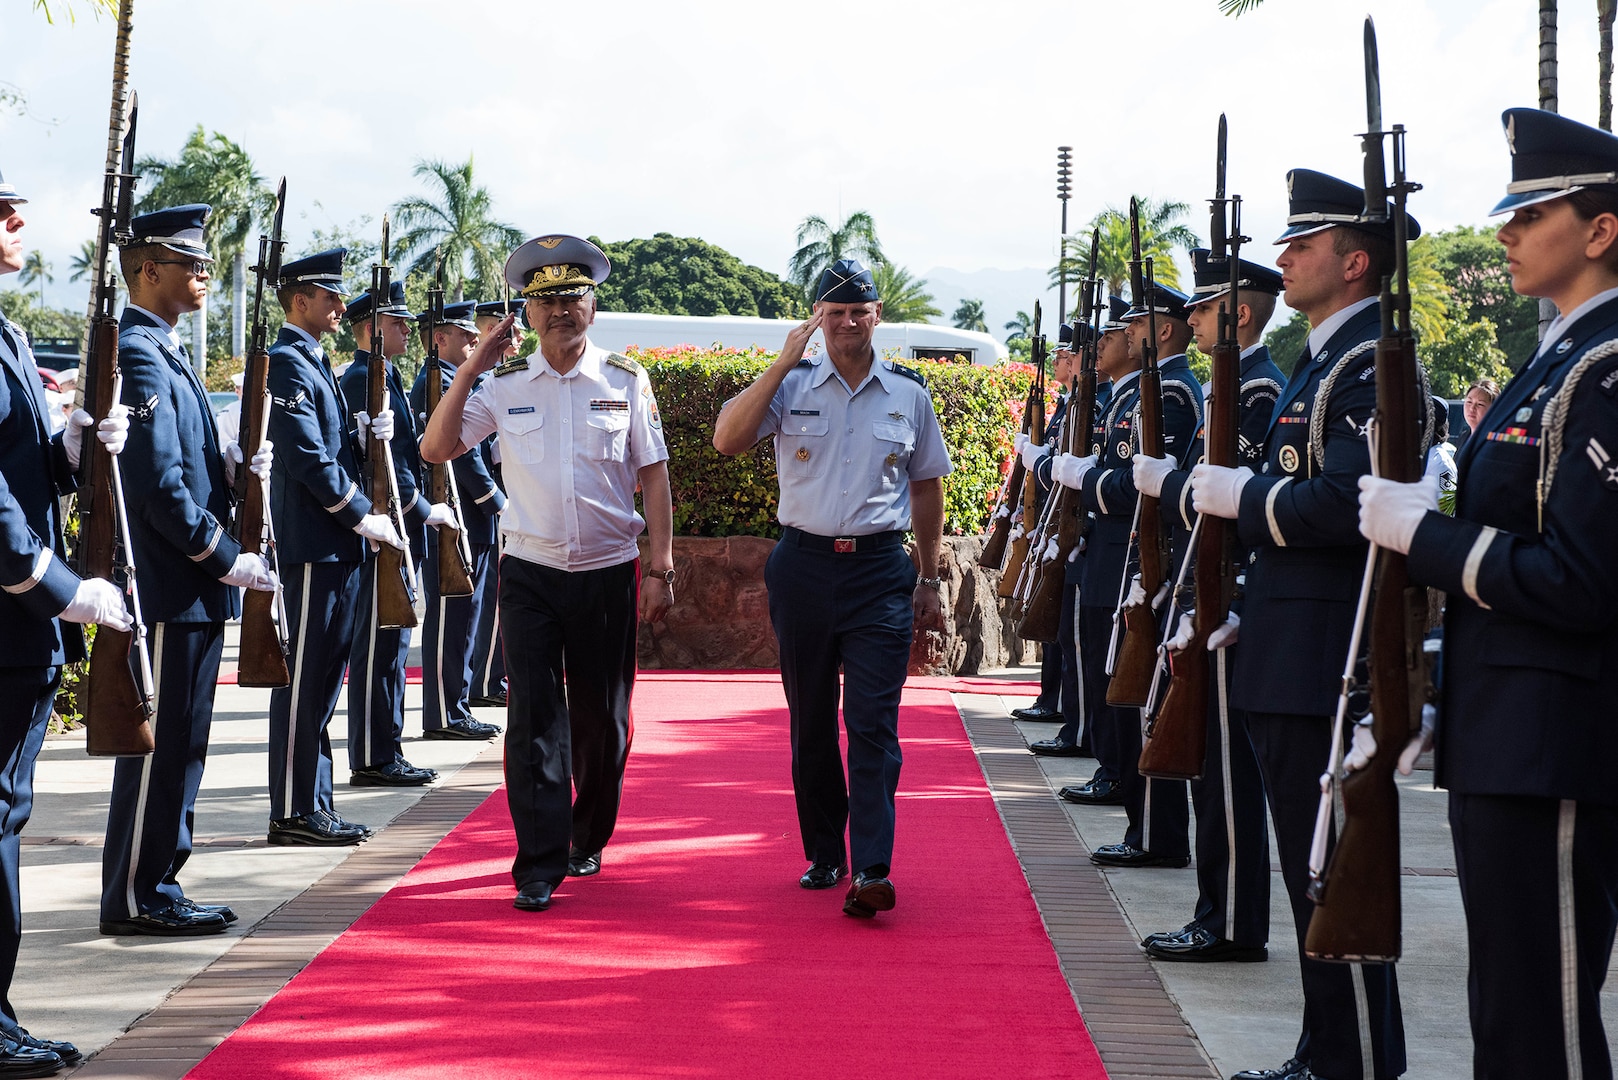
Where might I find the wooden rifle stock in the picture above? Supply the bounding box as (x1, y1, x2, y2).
(367, 353, 418, 630)
(1106, 328, 1167, 703)
(426, 357, 474, 598)
(1000, 311, 1047, 598)
(980, 384, 1036, 571)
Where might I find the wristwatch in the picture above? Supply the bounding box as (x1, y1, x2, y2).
(917, 576, 943, 590)
(653, 568, 676, 589)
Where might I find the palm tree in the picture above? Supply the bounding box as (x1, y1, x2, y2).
(391, 157, 525, 304)
(787, 211, 885, 301)
(19, 250, 51, 307)
(870, 263, 940, 323)
(31, 0, 116, 22)
(68, 238, 96, 283)
(1050, 196, 1199, 297)
(952, 298, 988, 333)
(1004, 310, 1033, 344)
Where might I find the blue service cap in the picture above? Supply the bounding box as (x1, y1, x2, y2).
(504, 234, 610, 298)
(1492, 108, 1618, 215)
(1184, 247, 1284, 308)
(419, 300, 479, 333)
(1057, 322, 1072, 346)
(344, 279, 412, 325)
(1274, 168, 1422, 243)
(1122, 282, 1193, 324)
(125, 204, 214, 263)
(1056, 322, 1097, 349)
(1102, 295, 1131, 332)
(279, 248, 347, 295)
(815, 258, 879, 304)
(0, 166, 28, 205)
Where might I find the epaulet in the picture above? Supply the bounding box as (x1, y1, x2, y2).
(886, 360, 927, 387)
(604, 352, 641, 375)
(492, 356, 529, 377)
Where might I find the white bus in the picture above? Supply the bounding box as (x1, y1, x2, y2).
(583, 311, 1009, 365)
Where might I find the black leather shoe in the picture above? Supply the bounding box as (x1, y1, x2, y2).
(513, 882, 554, 911)
(799, 861, 848, 889)
(469, 693, 508, 707)
(350, 761, 436, 786)
(1027, 738, 1085, 757)
(1089, 842, 1190, 868)
(174, 896, 237, 925)
(1145, 923, 1267, 963)
(319, 810, 374, 838)
(567, 851, 601, 877)
(1059, 779, 1123, 805)
(1140, 921, 1197, 948)
(842, 871, 896, 918)
(5, 1030, 79, 1067)
(99, 903, 227, 937)
(422, 718, 502, 740)
(268, 812, 366, 846)
(1231, 1059, 1315, 1080)
(0, 1034, 61, 1078)
(1011, 703, 1061, 721)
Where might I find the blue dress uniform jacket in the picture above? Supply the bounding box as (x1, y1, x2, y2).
(116, 309, 241, 622)
(266, 328, 372, 563)
(339, 354, 430, 558)
(409, 365, 505, 546)
(1159, 345, 1285, 528)
(1231, 305, 1381, 716)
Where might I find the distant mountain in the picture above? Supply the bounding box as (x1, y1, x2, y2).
(916, 265, 1063, 341)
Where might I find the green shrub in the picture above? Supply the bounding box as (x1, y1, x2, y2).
(631, 346, 1038, 537)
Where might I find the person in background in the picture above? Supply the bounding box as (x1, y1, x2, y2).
(1459, 377, 1500, 445)
(1424, 394, 1458, 494)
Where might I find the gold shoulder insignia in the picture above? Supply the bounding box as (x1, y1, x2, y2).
(493, 357, 529, 377)
(605, 352, 642, 375)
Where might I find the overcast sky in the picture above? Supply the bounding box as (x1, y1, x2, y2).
(1, 0, 1602, 317)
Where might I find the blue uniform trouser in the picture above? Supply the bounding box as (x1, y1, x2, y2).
(765, 538, 914, 876)
(1187, 650, 1269, 947)
(469, 536, 507, 700)
(0, 666, 56, 1028)
(1078, 603, 1121, 783)
(422, 538, 495, 730)
(1451, 793, 1618, 1080)
(1054, 581, 1087, 748)
(502, 555, 638, 890)
(1036, 638, 1060, 710)
(1247, 710, 1406, 1079)
(268, 561, 360, 820)
(102, 622, 224, 921)
(347, 556, 412, 770)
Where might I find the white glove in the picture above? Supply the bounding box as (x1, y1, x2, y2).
(1123, 573, 1170, 612)
(221, 552, 276, 592)
(424, 502, 455, 528)
(65, 405, 130, 469)
(1051, 453, 1098, 491)
(1020, 439, 1050, 470)
(1207, 611, 1239, 650)
(58, 577, 132, 631)
(1167, 611, 1195, 653)
(1132, 453, 1175, 499)
(1013, 433, 1032, 457)
(1342, 705, 1436, 776)
(1344, 719, 1379, 773)
(354, 513, 405, 552)
(1191, 463, 1254, 520)
(368, 408, 395, 443)
(249, 440, 274, 480)
(222, 440, 242, 485)
(1358, 475, 1439, 555)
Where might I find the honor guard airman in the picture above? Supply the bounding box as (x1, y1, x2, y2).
(466, 298, 522, 707)
(421, 235, 673, 913)
(99, 204, 276, 939)
(410, 300, 503, 741)
(712, 257, 953, 919)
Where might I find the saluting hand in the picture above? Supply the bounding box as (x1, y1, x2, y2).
(469, 313, 518, 375)
(777, 311, 824, 368)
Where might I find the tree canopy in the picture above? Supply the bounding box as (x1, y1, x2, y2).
(1051, 196, 1200, 296)
(871, 263, 940, 324)
(391, 157, 524, 303)
(952, 298, 988, 333)
(787, 211, 885, 300)
(591, 233, 803, 319)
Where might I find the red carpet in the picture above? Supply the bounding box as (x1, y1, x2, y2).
(188, 672, 1105, 1079)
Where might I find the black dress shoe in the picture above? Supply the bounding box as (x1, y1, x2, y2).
(268, 812, 366, 846)
(0, 1034, 61, 1078)
(842, 871, 896, 918)
(99, 903, 227, 937)
(5, 1029, 78, 1067)
(319, 810, 374, 838)
(567, 851, 601, 877)
(1010, 703, 1061, 721)
(350, 761, 436, 787)
(1027, 738, 1085, 757)
(799, 861, 848, 889)
(1089, 842, 1190, 868)
(513, 882, 554, 911)
(469, 693, 508, 708)
(1231, 1059, 1315, 1080)
(1140, 921, 1198, 948)
(1059, 779, 1123, 805)
(174, 896, 237, 925)
(422, 717, 503, 740)
(1145, 923, 1268, 963)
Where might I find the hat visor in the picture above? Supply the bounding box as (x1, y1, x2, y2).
(1490, 187, 1577, 216)
(158, 242, 214, 263)
(0, 193, 28, 206)
(1273, 221, 1336, 244)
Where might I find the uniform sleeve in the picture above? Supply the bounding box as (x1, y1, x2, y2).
(453, 433, 505, 520)
(459, 381, 498, 449)
(905, 389, 952, 481)
(0, 378, 79, 618)
(745, 381, 787, 443)
(1236, 366, 1375, 549)
(120, 342, 240, 579)
(388, 380, 427, 527)
(268, 355, 372, 528)
(1159, 466, 1197, 531)
(1239, 382, 1280, 466)
(628, 369, 670, 471)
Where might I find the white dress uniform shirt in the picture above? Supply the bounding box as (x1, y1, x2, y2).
(748, 351, 952, 536)
(458, 339, 668, 572)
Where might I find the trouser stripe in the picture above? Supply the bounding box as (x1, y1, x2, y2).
(1216, 647, 1237, 934)
(1558, 798, 1583, 1080)
(282, 563, 314, 815)
(123, 623, 165, 915)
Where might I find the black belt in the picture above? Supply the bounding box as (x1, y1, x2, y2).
(779, 527, 903, 554)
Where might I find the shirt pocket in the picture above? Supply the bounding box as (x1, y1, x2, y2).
(780, 413, 830, 478)
(586, 410, 631, 462)
(872, 419, 915, 485)
(504, 411, 544, 464)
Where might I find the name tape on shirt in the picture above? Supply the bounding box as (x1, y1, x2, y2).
(508, 406, 535, 415)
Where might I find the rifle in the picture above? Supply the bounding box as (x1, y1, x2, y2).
(1018, 232, 1102, 641)
(234, 178, 291, 688)
(422, 251, 474, 598)
(1305, 17, 1430, 963)
(980, 379, 1038, 570)
(76, 9, 154, 758)
(364, 216, 420, 630)
(999, 302, 1046, 597)
(1107, 201, 1169, 707)
(1141, 117, 1244, 780)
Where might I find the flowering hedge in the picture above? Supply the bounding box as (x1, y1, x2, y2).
(630, 345, 1043, 538)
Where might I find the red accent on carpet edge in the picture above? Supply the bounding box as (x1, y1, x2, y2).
(188, 673, 1103, 1079)
(215, 667, 1039, 696)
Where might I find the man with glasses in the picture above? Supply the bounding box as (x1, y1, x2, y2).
(99, 204, 277, 938)
(421, 235, 673, 913)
